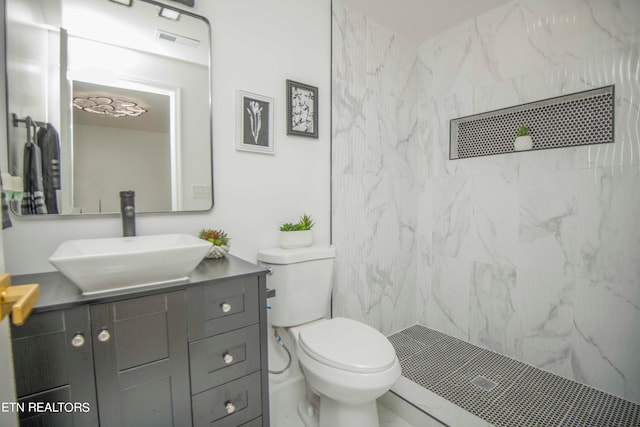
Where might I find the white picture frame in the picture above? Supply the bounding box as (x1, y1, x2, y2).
(236, 90, 275, 154)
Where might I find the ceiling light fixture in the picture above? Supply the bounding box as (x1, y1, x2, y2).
(156, 30, 200, 47)
(158, 7, 181, 20)
(73, 96, 147, 117)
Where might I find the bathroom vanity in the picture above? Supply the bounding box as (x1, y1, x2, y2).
(8, 255, 269, 427)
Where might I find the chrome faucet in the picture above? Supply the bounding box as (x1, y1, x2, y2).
(120, 190, 136, 237)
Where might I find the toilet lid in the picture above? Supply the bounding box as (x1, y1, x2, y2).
(298, 317, 397, 373)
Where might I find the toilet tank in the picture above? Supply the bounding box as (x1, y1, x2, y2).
(257, 245, 336, 327)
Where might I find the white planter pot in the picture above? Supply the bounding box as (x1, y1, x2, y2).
(514, 135, 533, 151)
(279, 230, 314, 249)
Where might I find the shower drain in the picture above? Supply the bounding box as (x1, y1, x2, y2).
(471, 375, 498, 391)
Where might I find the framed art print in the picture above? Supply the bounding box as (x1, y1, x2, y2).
(237, 90, 275, 154)
(286, 80, 318, 138)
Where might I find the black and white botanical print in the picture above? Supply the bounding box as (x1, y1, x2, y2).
(243, 96, 269, 147)
(290, 86, 314, 133)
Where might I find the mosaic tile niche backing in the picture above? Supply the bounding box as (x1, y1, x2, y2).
(450, 85, 614, 159)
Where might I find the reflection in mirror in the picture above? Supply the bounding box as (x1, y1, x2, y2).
(73, 81, 173, 213)
(5, 0, 213, 215)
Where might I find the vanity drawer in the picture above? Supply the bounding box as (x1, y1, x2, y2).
(192, 371, 262, 427)
(190, 324, 261, 394)
(188, 276, 259, 340)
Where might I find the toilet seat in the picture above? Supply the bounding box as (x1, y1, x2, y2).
(298, 317, 397, 373)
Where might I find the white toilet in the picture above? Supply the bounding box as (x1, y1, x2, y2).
(257, 245, 401, 427)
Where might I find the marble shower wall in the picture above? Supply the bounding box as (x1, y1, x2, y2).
(331, 1, 419, 334)
(417, 0, 640, 404)
(332, 0, 640, 405)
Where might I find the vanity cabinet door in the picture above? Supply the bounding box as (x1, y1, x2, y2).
(10, 306, 99, 427)
(90, 291, 191, 427)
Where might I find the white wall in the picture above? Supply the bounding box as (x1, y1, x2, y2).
(2, 0, 332, 274)
(5, 1, 51, 177)
(73, 125, 171, 213)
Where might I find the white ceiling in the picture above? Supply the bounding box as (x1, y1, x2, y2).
(339, 0, 513, 42)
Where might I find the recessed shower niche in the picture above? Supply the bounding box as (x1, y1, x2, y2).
(450, 85, 614, 159)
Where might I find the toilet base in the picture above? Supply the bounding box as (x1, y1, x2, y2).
(297, 390, 320, 427)
(319, 395, 379, 427)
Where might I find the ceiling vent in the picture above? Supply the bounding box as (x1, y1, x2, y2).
(155, 30, 199, 48)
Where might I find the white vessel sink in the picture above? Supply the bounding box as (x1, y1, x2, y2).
(49, 234, 212, 295)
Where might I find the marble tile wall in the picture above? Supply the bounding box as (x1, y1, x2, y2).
(417, 0, 640, 404)
(332, 0, 640, 404)
(331, 1, 419, 334)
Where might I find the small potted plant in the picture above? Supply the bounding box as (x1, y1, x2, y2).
(514, 124, 533, 151)
(199, 228, 230, 258)
(279, 213, 315, 249)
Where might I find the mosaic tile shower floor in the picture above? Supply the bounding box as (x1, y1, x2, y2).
(388, 325, 640, 427)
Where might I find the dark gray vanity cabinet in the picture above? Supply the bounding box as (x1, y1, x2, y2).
(11, 291, 191, 427)
(10, 258, 270, 427)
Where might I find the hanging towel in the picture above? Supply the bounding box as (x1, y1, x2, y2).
(0, 169, 12, 229)
(36, 124, 60, 214)
(21, 142, 48, 215)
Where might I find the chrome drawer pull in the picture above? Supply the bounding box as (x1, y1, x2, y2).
(97, 329, 111, 342)
(225, 401, 235, 414)
(71, 334, 85, 347)
(223, 353, 234, 364)
(220, 302, 232, 313)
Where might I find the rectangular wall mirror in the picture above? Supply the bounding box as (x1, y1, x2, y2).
(4, 0, 212, 215)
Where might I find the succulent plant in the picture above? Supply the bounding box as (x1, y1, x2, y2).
(279, 222, 298, 231)
(279, 213, 315, 231)
(198, 228, 229, 246)
(517, 124, 531, 137)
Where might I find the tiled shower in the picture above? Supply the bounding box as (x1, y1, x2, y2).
(331, 0, 640, 410)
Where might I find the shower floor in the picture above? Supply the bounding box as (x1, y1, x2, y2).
(388, 325, 640, 427)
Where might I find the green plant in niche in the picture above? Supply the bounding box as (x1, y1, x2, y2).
(279, 214, 315, 231)
(517, 124, 531, 137)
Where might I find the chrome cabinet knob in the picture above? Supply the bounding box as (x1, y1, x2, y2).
(220, 302, 231, 313)
(71, 334, 85, 347)
(97, 329, 111, 342)
(223, 353, 234, 364)
(225, 401, 235, 414)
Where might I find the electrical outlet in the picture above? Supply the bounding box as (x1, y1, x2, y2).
(192, 186, 211, 199)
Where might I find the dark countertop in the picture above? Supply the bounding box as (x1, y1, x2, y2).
(11, 254, 269, 313)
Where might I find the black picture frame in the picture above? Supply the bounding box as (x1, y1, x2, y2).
(286, 80, 318, 138)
